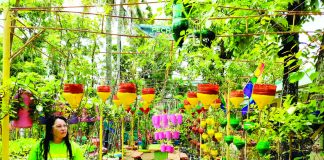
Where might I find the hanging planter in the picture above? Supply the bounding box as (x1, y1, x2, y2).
(214, 132, 223, 142)
(12, 90, 35, 128)
(230, 118, 240, 129)
(117, 83, 136, 111)
(12, 108, 33, 128)
(230, 90, 244, 109)
(63, 84, 84, 110)
(243, 122, 256, 134)
(220, 119, 227, 128)
(211, 98, 221, 109)
(256, 141, 270, 156)
(224, 135, 234, 145)
(141, 88, 155, 103)
(187, 91, 198, 107)
(233, 138, 246, 150)
(252, 84, 276, 110)
(197, 84, 219, 110)
(97, 85, 111, 102)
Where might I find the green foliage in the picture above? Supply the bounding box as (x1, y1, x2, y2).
(0, 138, 38, 160)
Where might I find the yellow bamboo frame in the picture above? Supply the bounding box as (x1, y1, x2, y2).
(2, 8, 11, 160)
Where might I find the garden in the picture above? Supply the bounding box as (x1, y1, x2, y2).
(0, 0, 323, 160)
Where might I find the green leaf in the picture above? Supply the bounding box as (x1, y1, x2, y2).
(289, 72, 304, 83)
(309, 72, 319, 81)
(295, 51, 302, 58)
(286, 59, 296, 66)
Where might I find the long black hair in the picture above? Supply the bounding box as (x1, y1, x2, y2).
(40, 115, 72, 160)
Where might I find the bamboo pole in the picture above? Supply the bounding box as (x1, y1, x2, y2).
(121, 115, 124, 159)
(2, 8, 11, 160)
(10, 29, 45, 60)
(99, 105, 103, 160)
(10, 26, 150, 38)
(9, 25, 323, 38)
(226, 87, 231, 160)
(10, 1, 164, 10)
(10, 5, 324, 15)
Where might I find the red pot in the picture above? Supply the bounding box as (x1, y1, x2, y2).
(64, 84, 84, 93)
(118, 83, 136, 93)
(142, 88, 155, 94)
(230, 90, 244, 97)
(197, 84, 219, 94)
(187, 91, 197, 98)
(12, 108, 33, 128)
(97, 85, 110, 92)
(253, 84, 276, 95)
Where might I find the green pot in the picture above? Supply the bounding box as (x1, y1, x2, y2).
(230, 118, 240, 129)
(224, 135, 234, 145)
(220, 119, 227, 128)
(256, 141, 270, 156)
(233, 138, 246, 150)
(243, 122, 255, 134)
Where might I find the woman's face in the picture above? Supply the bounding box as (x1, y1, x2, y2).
(52, 118, 68, 140)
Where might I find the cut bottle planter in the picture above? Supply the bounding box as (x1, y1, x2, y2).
(12, 108, 33, 128)
(224, 135, 234, 145)
(256, 141, 270, 156)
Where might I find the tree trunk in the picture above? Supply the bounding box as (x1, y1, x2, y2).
(278, 1, 305, 104)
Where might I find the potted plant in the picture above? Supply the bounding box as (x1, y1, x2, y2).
(11, 89, 36, 128)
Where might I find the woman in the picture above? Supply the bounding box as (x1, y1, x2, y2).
(28, 115, 84, 160)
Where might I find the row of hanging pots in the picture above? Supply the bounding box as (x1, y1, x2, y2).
(224, 135, 270, 155)
(154, 131, 180, 140)
(152, 114, 183, 128)
(160, 144, 175, 153)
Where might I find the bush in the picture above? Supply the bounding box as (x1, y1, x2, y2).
(0, 138, 38, 159)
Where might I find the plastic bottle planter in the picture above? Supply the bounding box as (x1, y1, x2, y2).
(224, 135, 234, 145)
(252, 84, 276, 110)
(12, 108, 33, 128)
(117, 83, 136, 111)
(220, 119, 227, 128)
(113, 95, 122, 107)
(187, 91, 198, 107)
(256, 141, 270, 156)
(63, 84, 84, 110)
(211, 99, 221, 109)
(12, 90, 34, 128)
(197, 83, 219, 110)
(230, 118, 240, 129)
(207, 129, 215, 137)
(154, 131, 180, 141)
(214, 132, 223, 142)
(152, 114, 183, 129)
(161, 144, 174, 153)
(243, 122, 256, 134)
(141, 88, 155, 103)
(230, 90, 244, 109)
(233, 138, 246, 150)
(97, 85, 111, 102)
